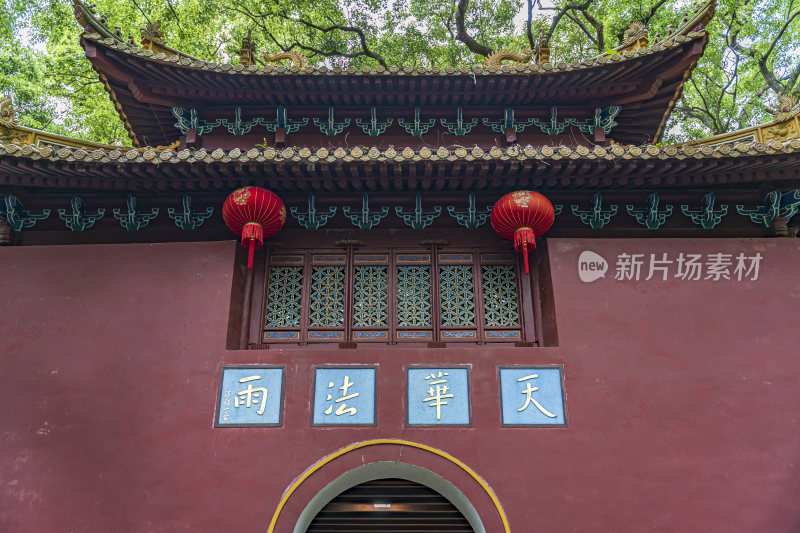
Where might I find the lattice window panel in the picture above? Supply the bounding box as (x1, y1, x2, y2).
(309, 266, 345, 327)
(481, 265, 520, 327)
(353, 266, 388, 327)
(397, 266, 432, 327)
(439, 265, 475, 326)
(264, 266, 303, 328)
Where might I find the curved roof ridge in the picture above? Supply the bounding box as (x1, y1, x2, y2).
(80, 29, 706, 76)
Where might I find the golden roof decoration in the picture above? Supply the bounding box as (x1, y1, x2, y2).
(484, 50, 532, 70)
(773, 93, 799, 121)
(0, 95, 179, 152)
(1, 96, 20, 128)
(682, 91, 800, 147)
(606, 0, 715, 57)
(262, 51, 309, 69)
(618, 21, 649, 53)
(238, 33, 257, 67)
(72, 0, 199, 62)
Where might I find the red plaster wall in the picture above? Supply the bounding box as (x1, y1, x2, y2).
(1, 238, 799, 533)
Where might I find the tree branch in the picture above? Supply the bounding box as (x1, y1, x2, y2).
(220, 1, 389, 67)
(525, 0, 536, 49)
(455, 0, 493, 57)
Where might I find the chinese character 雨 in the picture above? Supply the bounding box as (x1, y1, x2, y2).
(324, 375, 359, 416)
(235, 376, 268, 415)
(517, 374, 556, 418)
(423, 371, 454, 421)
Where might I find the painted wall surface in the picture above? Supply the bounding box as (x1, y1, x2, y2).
(1, 238, 799, 532)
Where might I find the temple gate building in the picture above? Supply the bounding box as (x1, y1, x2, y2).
(2, 0, 800, 530)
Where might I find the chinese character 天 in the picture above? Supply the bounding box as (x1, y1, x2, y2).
(499, 367, 566, 426)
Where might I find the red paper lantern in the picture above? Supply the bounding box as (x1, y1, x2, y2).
(222, 186, 286, 269)
(490, 190, 555, 274)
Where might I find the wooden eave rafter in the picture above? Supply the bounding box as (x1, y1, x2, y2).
(2, 137, 799, 194)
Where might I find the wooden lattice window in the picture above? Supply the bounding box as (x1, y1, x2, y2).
(261, 246, 529, 344)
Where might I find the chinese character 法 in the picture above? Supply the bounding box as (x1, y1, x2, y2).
(324, 375, 359, 416)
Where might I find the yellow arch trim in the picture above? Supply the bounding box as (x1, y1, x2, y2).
(267, 438, 510, 533)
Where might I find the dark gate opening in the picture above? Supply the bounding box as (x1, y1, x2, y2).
(306, 478, 475, 532)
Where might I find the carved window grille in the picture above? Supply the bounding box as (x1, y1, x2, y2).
(262, 247, 527, 344)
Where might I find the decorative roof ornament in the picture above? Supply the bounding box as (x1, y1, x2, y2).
(314, 107, 350, 136)
(290, 193, 337, 230)
(263, 51, 308, 69)
(58, 196, 105, 232)
(395, 193, 442, 229)
(681, 192, 727, 229)
(168, 195, 214, 230)
(533, 107, 570, 136)
(447, 193, 492, 229)
(72, 0, 122, 43)
(356, 107, 393, 136)
(260, 106, 308, 135)
(619, 21, 649, 53)
(772, 93, 799, 121)
(571, 193, 618, 229)
(570, 106, 622, 136)
(627, 193, 673, 229)
(0, 95, 19, 128)
(535, 35, 550, 65)
(736, 190, 800, 227)
(398, 107, 435, 137)
(171, 107, 223, 136)
(0, 195, 50, 231)
(441, 107, 478, 136)
(238, 32, 257, 67)
(139, 20, 189, 58)
(483, 108, 533, 142)
(222, 106, 255, 136)
(113, 195, 158, 231)
(484, 49, 532, 70)
(342, 194, 390, 229)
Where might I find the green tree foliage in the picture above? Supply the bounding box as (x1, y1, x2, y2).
(2, 0, 798, 145)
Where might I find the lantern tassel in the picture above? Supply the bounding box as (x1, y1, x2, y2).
(247, 239, 255, 269)
(513, 228, 536, 275)
(241, 223, 264, 270)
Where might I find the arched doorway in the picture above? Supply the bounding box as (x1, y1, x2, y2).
(290, 460, 488, 533)
(305, 478, 474, 533)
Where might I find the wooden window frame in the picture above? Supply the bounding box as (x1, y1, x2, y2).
(255, 243, 536, 347)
